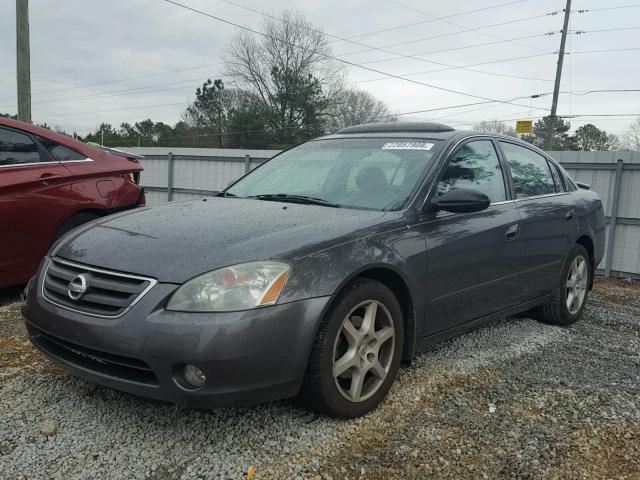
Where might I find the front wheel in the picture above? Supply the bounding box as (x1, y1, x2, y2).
(299, 279, 404, 418)
(534, 244, 591, 326)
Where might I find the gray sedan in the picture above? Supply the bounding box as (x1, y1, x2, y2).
(22, 122, 605, 418)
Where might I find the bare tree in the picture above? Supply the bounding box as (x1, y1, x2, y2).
(326, 88, 394, 131)
(224, 10, 345, 142)
(473, 120, 517, 137)
(621, 117, 640, 151)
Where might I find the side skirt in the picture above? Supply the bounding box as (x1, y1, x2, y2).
(414, 293, 553, 353)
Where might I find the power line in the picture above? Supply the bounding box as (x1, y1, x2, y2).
(159, 0, 550, 112)
(0, 77, 213, 109)
(34, 101, 189, 119)
(358, 26, 640, 67)
(74, 97, 540, 143)
(0, 62, 224, 102)
(214, 0, 552, 82)
(336, 11, 560, 57)
(573, 3, 640, 13)
(355, 52, 553, 84)
(385, 0, 547, 53)
(354, 47, 640, 85)
(332, 0, 531, 41)
(572, 25, 640, 35)
(75, 104, 640, 145)
(567, 46, 640, 55)
(358, 33, 556, 64)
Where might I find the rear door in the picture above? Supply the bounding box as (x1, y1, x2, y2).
(498, 141, 577, 300)
(0, 126, 73, 284)
(421, 138, 523, 334)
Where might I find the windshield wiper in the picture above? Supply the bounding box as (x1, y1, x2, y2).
(216, 191, 238, 197)
(250, 193, 342, 208)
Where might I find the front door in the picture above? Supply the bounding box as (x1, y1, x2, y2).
(422, 139, 522, 335)
(0, 126, 72, 286)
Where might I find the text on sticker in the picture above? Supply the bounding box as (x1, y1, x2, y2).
(382, 142, 434, 150)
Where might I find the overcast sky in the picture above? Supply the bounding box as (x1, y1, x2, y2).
(0, 0, 638, 137)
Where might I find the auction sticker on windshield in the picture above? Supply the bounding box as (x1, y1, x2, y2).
(382, 142, 434, 150)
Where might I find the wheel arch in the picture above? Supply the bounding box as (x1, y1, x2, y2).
(575, 234, 595, 290)
(333, 265, 417, 363)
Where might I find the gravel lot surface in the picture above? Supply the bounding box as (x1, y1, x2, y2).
(1, 279, 638, 479)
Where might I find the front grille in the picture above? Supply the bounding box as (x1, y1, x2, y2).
(29, 325, 158, 385)
(42, 257, 156, 318)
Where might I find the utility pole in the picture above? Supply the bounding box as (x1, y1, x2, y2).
(16, 0, 31, 123)
(546, 0, 571, 150)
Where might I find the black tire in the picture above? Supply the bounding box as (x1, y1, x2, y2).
(533, 244, 591, 326)
(299, 278, 404, 418)
(52, 213, 100, 243)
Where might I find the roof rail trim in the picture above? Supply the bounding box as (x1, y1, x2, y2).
(337, 122, 455, 134)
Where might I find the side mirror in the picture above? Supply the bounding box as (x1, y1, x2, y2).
(431, 188, 490, 214)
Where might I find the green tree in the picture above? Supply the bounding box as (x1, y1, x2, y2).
(523, 115, 575, 150)
(473, 120, 517, 137)
(572, 124, 618, 151)
(184, 79, 228, 147)
(224, 10, 345, 145)
(327, 87, 393, 131)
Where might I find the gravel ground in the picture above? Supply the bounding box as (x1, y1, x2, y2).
(0, 278, 638, 479)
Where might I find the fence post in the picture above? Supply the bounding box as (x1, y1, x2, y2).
(604, 159, 624, 278)
(167, 152, 174, 202)
(244, 154, 251, 174)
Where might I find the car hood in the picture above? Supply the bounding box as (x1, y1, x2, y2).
(53, 198, 388, 283)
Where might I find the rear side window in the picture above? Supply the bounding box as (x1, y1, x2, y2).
(436, 140, 506, 203)
(548, 161, 565, 192)
(38, 137, 86, 161)
(0, 127, 42, 166)
(499, 142, 556, 198)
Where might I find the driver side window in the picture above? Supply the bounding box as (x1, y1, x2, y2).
(436, 140, 506, 203)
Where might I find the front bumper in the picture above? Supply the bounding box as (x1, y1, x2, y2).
(22, 272, 331, 408)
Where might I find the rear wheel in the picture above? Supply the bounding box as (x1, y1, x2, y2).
(53, 213, 100, 243)
(300, 279, 403, 418)
(534, 244, 590, 326)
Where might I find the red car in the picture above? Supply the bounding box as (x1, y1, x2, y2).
(0, 118, 145, 289)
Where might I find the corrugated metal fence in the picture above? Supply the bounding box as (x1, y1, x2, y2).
(120, 147, 640, 278)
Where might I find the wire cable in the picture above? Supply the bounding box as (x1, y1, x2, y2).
(333, 0, 532, 41)
(573, 3, 640, 13)
(385, 0, 547, 53)
(159, 0, 550, 112)
(336, 11, 560, 57)
(0, 63, 224, 102)
(214, 0, 552, 82)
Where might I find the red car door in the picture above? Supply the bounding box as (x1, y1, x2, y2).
(0, 126, 73, 287)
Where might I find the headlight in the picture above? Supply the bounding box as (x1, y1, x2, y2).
(166, 261, 290, 312)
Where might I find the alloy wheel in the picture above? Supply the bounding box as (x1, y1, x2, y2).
(566, 255, 588, 315)
(332, 300, 395, 403)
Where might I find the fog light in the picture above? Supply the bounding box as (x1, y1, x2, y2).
(183, 364, 206, 388)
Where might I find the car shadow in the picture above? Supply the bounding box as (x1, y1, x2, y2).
(0, 285, 24, 307)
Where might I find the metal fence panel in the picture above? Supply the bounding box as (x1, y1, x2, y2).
(121, 147, 640, 277)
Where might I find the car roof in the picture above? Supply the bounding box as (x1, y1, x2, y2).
(0, 117, 114, 160)
(319, 122, 461, 142)
(318, 122, 554, 160)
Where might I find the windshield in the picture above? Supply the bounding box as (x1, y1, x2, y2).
(226, 138, 440, 210)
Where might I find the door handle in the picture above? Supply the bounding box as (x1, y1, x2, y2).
(505, 224, 519, 240)
(565, 209, 575, 220)
(39, 173, 64, 185)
